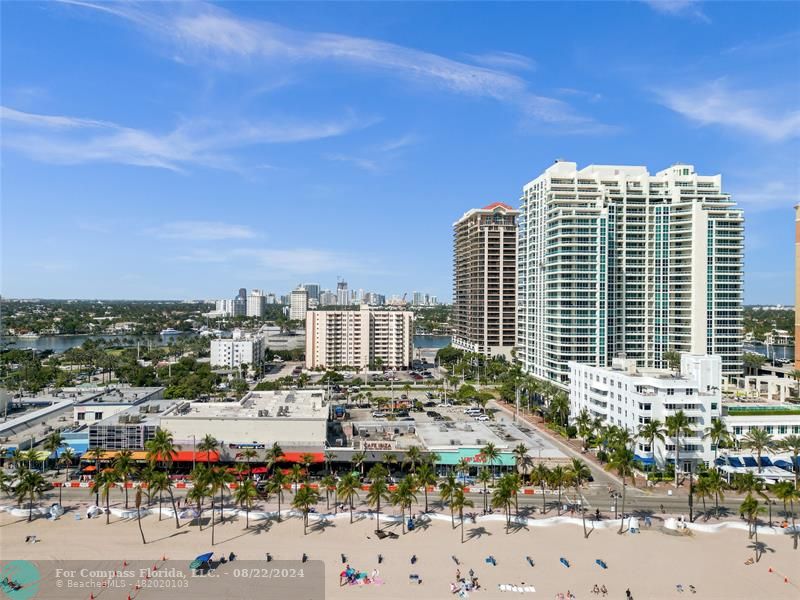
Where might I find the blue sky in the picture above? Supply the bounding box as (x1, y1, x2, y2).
(2, 1, 798, 303)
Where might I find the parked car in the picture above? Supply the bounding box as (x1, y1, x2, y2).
(474, 414, 490, 422)
(372, 411, 387, 418)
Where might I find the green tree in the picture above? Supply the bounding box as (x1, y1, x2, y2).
(208, 466, 235, 545)
(779, 435, 800, 490)
(665, 410, 693, 487)
(292, 485, 320, 535)
(663, 350, 681, 373)
(771, 481, 799, 550)
(197, 435, 219, 467)
(337, 472, 361, 524)
(451, 487, 474, 543)
(512, 443, 533, 484)
(608, 447, 636, 533)
(415, 463, 437, 513)
(57, 448, 76, 506)
(321, 474, 336, 511)
(741, 428, 774, 473)
(145, 429, 181, 528)
(390, 476, 418, 534)
(704, 418, 732, 470)
(187, 466, 211, 531)
(638, 419, 666, 468)
(147, 471, 171, 522)
(113, 449, 137, 509)
(15, 469, 48, 522)
(265, 442, 285, 474)
(267, 471, 289, 521)
(403, 446, 423, 474)
(479, 442, 500, 485)
(135, 488, 146, 544)
(439, 473, 458, 528)
(705, 469, 727, 519)
(366, 469, 390, 532)
(549, 466, 569, 515)
(568, 458, 592, 538)
(43, 432, 65, 473)
(477, 467, 491, 514)
(574, 409, 593, 451)
(491, 475, 514, 534)
(234, 479, 259, 529)
(531, 463, 551, 514)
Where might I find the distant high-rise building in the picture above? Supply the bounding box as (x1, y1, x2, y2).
(429, 296, 438, 306)
(290, 287, 308, 321)
(303, 283, 321, 302)
(412, 291, 425, 306)
(337, 280, 349, 306)
(453, 202, 519, 358)
(246, 289, 266, 318)
(320, 290, 337, 306)
(518, 161, 744, 385)
(266, 293, 277, 304)
(238, 288, 247, 300)
(364, 292, 385, 306)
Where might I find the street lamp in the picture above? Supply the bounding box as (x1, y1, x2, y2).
(610, 490, 621, 520)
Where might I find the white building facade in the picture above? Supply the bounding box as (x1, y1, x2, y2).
(519, 161, 744, 385)
(305, 306, 414, 370)
(569, 354, 722, 471)
(211, 330, 264, 369)
(247, 290, 266, 318)
(290, 287, 309, 321)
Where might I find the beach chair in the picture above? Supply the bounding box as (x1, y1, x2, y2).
(560, 557, 570, 568)
(526, 556, 535, 567)
(596, 559, 608, 569)
(499, 584, 510, 592)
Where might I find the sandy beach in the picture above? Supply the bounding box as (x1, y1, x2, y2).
(2, 504, 798, 600)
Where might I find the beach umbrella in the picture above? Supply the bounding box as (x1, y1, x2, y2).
(190, 552, 214, 570)
(83, 465, 97, 472)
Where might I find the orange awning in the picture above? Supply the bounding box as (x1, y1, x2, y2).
(278, 452, 324, 464)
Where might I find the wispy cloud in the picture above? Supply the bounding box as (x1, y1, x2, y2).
(1, 106, 375, 171)
(62, 1, 606, 132)
(324, 133, 420, 173)
(467, 51, 536, 72)
(147, 221, 257, 241)
(724, 30, 800, 56)
(733, 180, 800, 212)
(324, 153, 379, 172)
(556, 88, 603, 103)
(656, 80, 800, 142)
(175, 247, 362, 274)
(642, 0, 710, 23)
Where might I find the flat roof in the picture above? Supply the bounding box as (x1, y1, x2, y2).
(75, 386, 163, 405)
(169, 389, 328, 421)
(93, 397, 181, 427)
(415, 420, 566, 459)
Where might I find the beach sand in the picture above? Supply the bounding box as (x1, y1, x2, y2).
(2, 508, 798, 600)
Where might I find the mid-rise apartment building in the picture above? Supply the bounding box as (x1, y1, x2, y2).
(247, 289, 266, 318)
(305, 306, 413, 370)
(290, 287, 309, 321)
(569, 354, 722, 471)
(452, 202, 519, 358)
(210, 329, 264, 369)
(518, 161, 743, 385)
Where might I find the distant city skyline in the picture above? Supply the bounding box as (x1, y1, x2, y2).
(2, 2, 798, 303)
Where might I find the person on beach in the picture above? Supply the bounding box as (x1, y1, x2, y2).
(600, 584, 608, 597)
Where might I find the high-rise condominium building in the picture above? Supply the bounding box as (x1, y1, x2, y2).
(303, 283, 321, 302)
(290, 287, 308, 321)
(247, 289, 266, 318)
(336, 281, 349, 306)
(305, 306, 414, 370)
(518, 161, 744, 385)
(452, 202, 519, 358)
(320, 290, 337, 306)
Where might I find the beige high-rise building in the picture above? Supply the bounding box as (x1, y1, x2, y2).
(290, 287, 308, 321)
(452, 202, 519, 358)
(795, 205, 800, 369)
(305, 306, 414, 370)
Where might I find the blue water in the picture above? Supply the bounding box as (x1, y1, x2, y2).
(413, 335, 451, 349)
(6, 333, 196, 353)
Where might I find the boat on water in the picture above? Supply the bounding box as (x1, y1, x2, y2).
(17, 332, 40, 339)
(160, 328, 180, 335)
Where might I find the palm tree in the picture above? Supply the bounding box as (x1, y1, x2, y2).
(187, 468, 211, 531)
(267, 471, 289, 521)
(780, 435, 800, 490)
(208, 466, 234, 545)
(367, 472, 390, 532)
(491, 476, 513, 534)
(415, 463, 437, 513)
(321, 474, 336, 511)
(114, 449, 136, 509)
(15, 469, 48, 522)
(694, 476, 712, 518)
(663, 350, 681, 373)
(239, 448, 258, 477)
(549, 466, 568, 515)
(234, 479, 258, 529)
(741, 428, 774, 473)
(789, 369, 800, 401)
(512, 443, 533, 484)
(97, 469, 120, 525)
(665, 410, 693, 487)
(403, 446, 423, 474)
(638, 419, 666, 468)
(292, 485, 320, 535)
(548, 392, 570, 427)
(197, 434, 219, 466)
(479, 442, 500, 484)
(351, 451, 367, 478)
(135, 488, 146, 544)
(531, 463, 550, 514)
(86, 447, 105, 504)
(705, 469, 727, 519)
(148, 471, 171, 522)
(771, 481, 799, 550)
(439, 473, 458, 528)
(568, 458, 591, 537)
(337, 473, 360, 524)
(145, 429, 180, 528)
(703, 418, 731, 471)
(265, 442, 285, 474)
(739, 494, 763, 547)
(456, 457, 471, 482)
(57, 448, 76, 505)
(477, 467, 491, 514)
(573, 409, 593, 452)
(324, 450, 336, 475)
(43, 431, 65, 473)
(390, 476, 417, 534)
(608, 447, 635, 533)
(290, 464, 304, 487)
(451, 487, 474, 543)
(300, 453, 316, 480)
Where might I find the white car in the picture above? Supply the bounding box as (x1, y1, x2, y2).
(474, 414, 490, 422)
(372, 411, 387, 418)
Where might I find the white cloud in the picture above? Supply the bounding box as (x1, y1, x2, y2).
(62, 1, 603, 131)
(175, 247, 359, 274)
(467, 51, 536, 72)
(642, 0, 710, 23)
(1, 106, 374, 171)
(733, 180, 800, 212)
(656, 80, 800, 142)
(148, 221, 257, 241)
(325, 153, 380, 172)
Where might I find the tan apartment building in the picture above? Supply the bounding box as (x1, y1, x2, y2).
(452, 202, 519, 358)
(305, 306, 414, 370)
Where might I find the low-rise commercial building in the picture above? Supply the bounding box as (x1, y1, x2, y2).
(305, 306, 414, 370)
(569, 354, 722, 471)
(88, 396, 180, 450)
(73, 386, 164, 425)
(210, 329, 264, 369)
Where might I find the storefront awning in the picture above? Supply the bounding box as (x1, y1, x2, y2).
(278, 452, 324, 464)
(634, 454, 655, 465)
